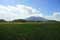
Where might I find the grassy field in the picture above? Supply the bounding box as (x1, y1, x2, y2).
(0, 22, 60, 40)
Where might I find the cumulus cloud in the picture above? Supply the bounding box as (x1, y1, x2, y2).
(0, 5, 42, 21)
(44, 12, 60, 21)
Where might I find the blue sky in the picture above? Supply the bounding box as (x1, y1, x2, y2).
(32, 0, 60, 15)
(0, 0, 60, 21)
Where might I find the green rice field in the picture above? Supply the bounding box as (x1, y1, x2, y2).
(0, 22, 60, 40)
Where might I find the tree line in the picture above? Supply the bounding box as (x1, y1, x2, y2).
(0, 19, 59, 22)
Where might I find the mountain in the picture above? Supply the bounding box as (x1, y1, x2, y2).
(26, 16, 48, 21)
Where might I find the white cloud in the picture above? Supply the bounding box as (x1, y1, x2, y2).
(44, 12, 60, 21)
(0, 5, 42, 21)
(53, 12, 60, 21)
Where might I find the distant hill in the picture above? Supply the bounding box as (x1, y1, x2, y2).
(0, 16, 59, 22)
(12, 19, 27, 22)
(11, 16, 59, 22)
(25, 16, 48, 21)
(0, 19, 6, 22)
